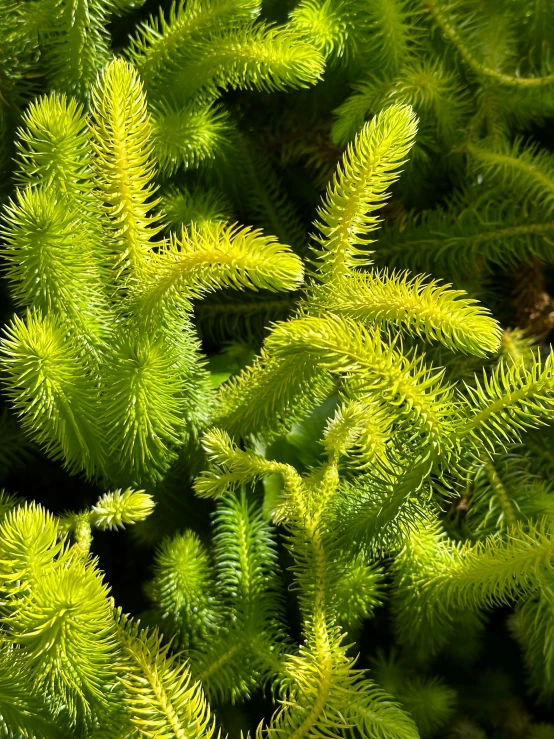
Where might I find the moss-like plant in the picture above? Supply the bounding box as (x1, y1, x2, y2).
(2, 1, 554, 737)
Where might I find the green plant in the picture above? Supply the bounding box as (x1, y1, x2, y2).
(3, 1, 554, 737)
(0, 58, 303, 487)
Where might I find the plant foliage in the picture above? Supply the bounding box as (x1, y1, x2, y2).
(1, 1, 554, 737)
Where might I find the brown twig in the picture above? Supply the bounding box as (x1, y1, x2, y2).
(513, 259, 554, 340)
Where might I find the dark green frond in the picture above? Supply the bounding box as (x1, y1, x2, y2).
(374, 198, 554, 278)
(161, 186, 232, 230)
(152, 100, 232, 174)
(151, 531, 220, 648)
(332, 56, 468, 149)
(0, 646, 66, 739)
(511, 577, 554, 696)
(467, 137, 554, 217)
(191, 491, 287, 701)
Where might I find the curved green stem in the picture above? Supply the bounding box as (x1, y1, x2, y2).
(426, 0, 554, 87)
(484, 459, 517, 529)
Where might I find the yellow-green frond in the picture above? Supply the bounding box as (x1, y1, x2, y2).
(455, 351, 554, 457)
(265, 314, 455, 450)
(313, 104, 417, 282)
(195, 428, 303, 498)
(136, 221, 303, 326)
(0, 311, 105, 478)
(90, 489, 155, 530)
(214, 348, 334, 439)
(308, 270, 501, 356)
(89, 58, 162, 285)
(118, 618, 218, 739)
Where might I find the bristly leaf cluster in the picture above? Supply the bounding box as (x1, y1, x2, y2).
(2, 1, 554, 737)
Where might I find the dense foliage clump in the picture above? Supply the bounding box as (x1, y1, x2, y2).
(2, 1, 554, 737)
